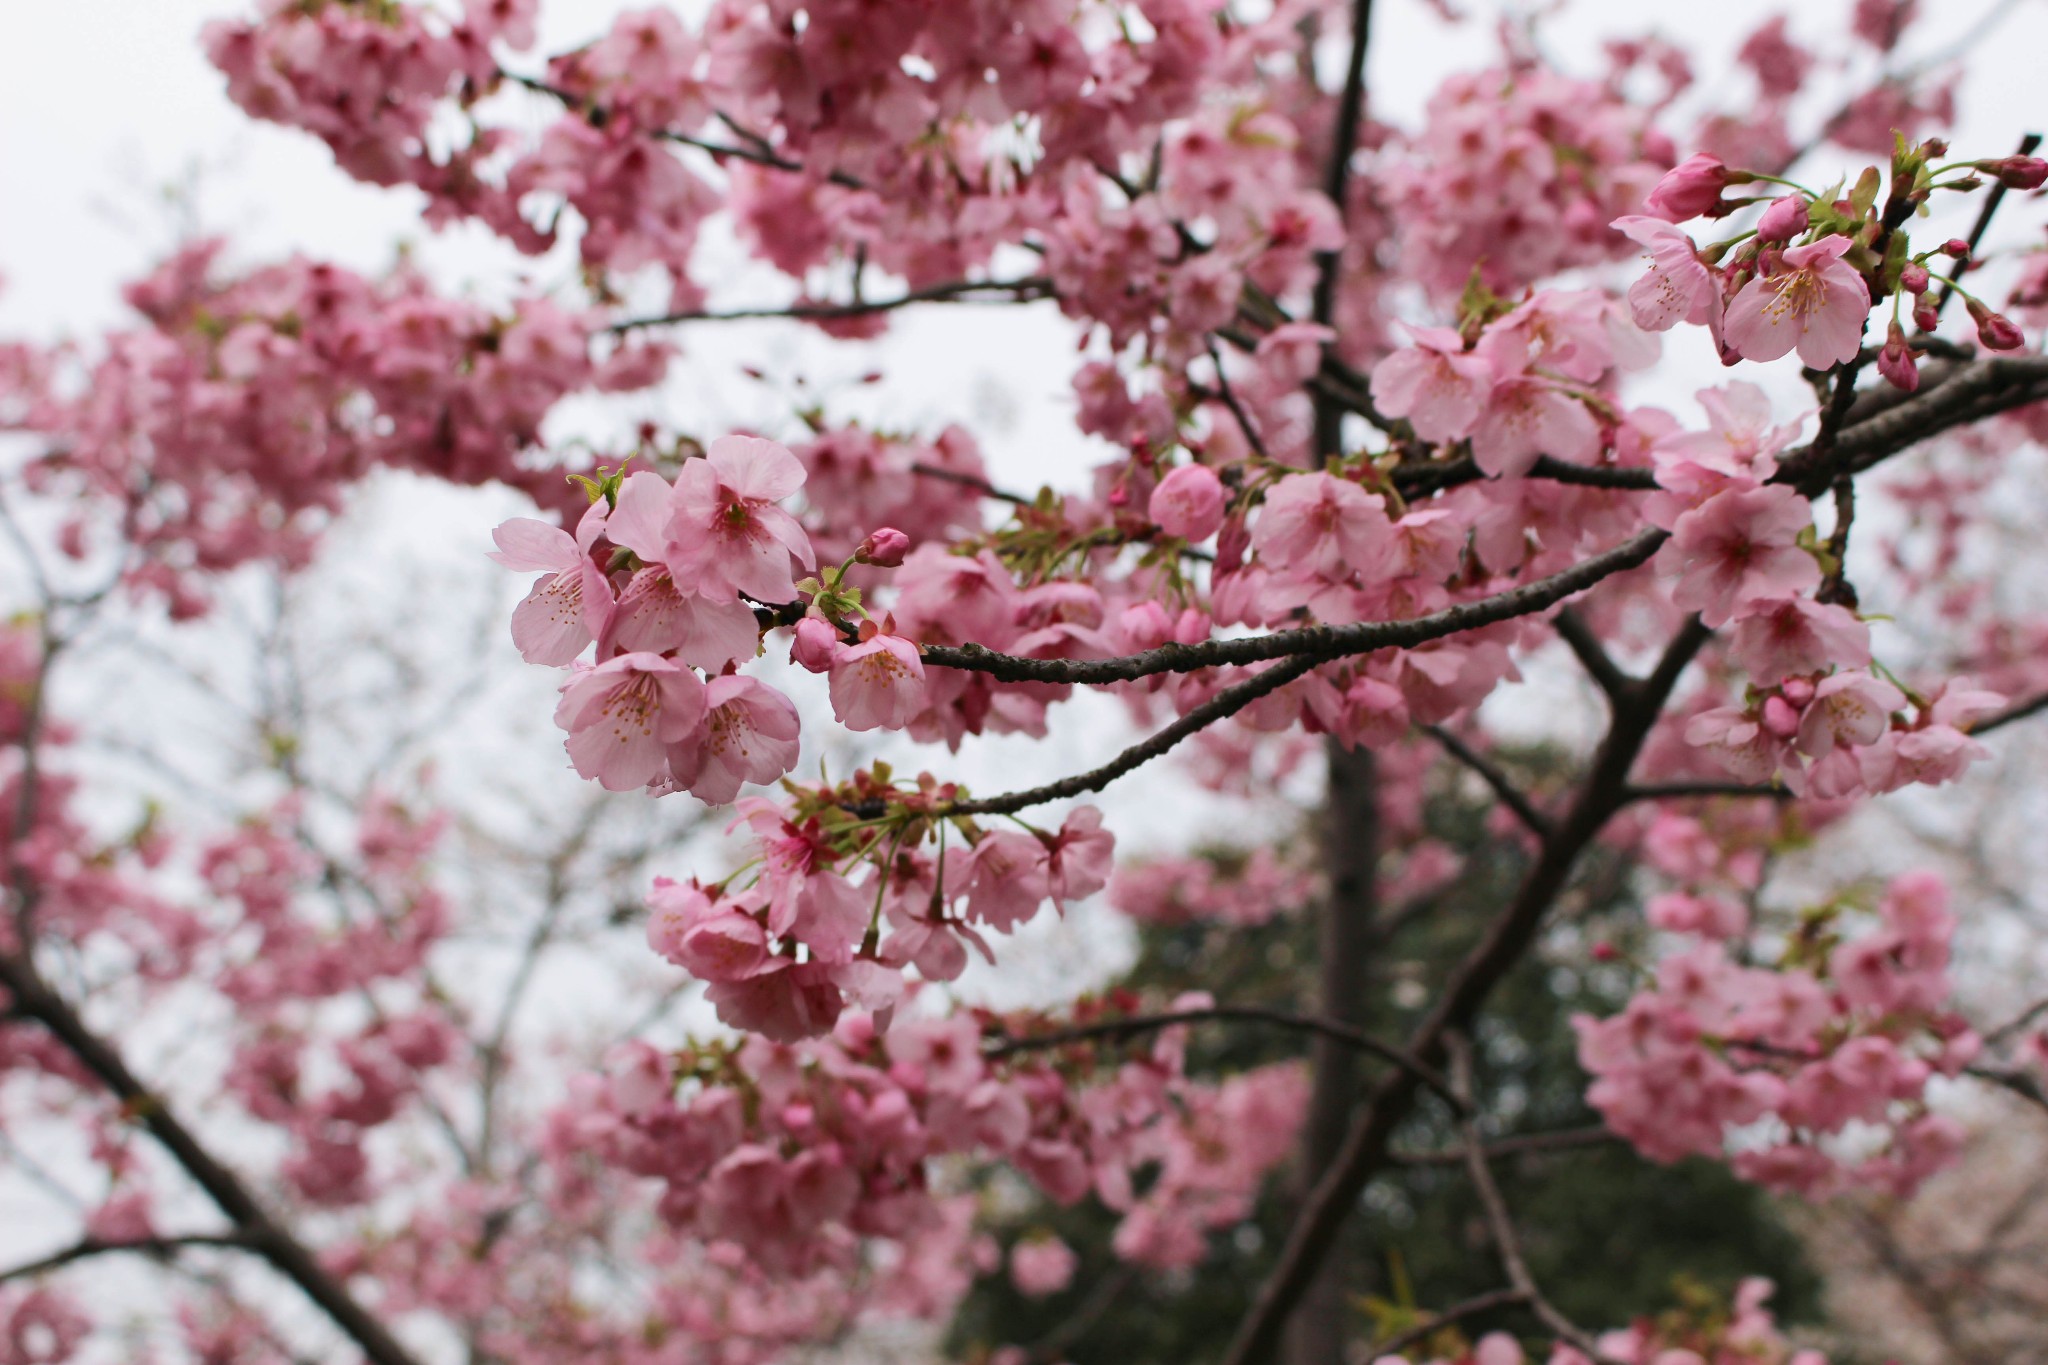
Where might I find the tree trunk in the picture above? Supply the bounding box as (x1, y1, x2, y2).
(1284, 741, 1379, 1365)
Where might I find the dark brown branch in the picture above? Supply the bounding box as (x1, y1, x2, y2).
(926, 528, 1668, 686)
(1974, 689, 2048, 737)
(941, 651, 1326, 817)
(0, 1234, 254, 1285)
(607, 275, 1054, 332)
(500, 71, 864, 188)
(1221, 616, 1710, 1365)
(1620, 780, 1792, 804)
(1450, 1037, 1607, 1359)
(984, 1004, 1463, 1112)
(1386, 1124, 1622, 1168)
(936, 531, 1671, 817)
(1312, 0, 1375, 336)
(1203, 338, 1272, 462)
(909, 461, 1032, 507)
(1426, 725, 1552, 838)
(1967, 1062, 2048, 1112)
(0, 953, 424, 1365)
(1550, 608, 1633, 703)
(1984, 995, 2048, 1047)
(1363, 1288, 1530, 1359)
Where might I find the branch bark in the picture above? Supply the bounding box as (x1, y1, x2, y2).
(1220, 616, 1710, 1365)
(0, 952, 424, 1365)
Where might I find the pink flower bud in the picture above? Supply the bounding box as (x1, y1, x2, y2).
(1980, 156, 2048, 190)
(791, 616, 840, 672)
(856, 526, 910, 567)
(1898, 263, 1930, 294)
(1148, 463, 1227, 541)
(1912, 295, 1940, 332)
(1968, 298, 2026, 351)
(1780, 677, 1816, 707)
(1755, 194, 1809, 244)
(1645, 153, 1732, 221)
(1877, 323, 1920, 392)
(1761, 694, 1803, 739)
(1941, 238, 1971, 260)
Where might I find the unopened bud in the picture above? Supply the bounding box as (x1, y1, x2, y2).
(1899, 262, 1930, 295)
(1761, 694, 1803, 739)
(1941, 238, 1971, 260)
(1645, 153, 1733, 221)
(1780, 677, 1816, 708)
(1979, 156, 2048, 190)
(1876, 323, 1920, 393)
(1968, 298, 2026, 351)
(1912, 295, 1940, 332)
(855, 526, 910, 567)
(791, 616, 839, 672)
(1756, 194, 1810, 244)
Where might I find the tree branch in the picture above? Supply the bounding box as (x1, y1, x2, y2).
(1427, 725, 1551, 838)
(0, 1233, 255, 1286)
(1620, 780, 1791, 804)
(941, 651, 1326, 816)
(926, 527, 1669, 686)
(1550, 607, 1633, 704)
(1386, 1124, 1622, 1168)
(1221, 616, 1709, 1365)
(1450, 1036, 1608, 1360)
(607, 275, 1054, 332)
(0, 952, 424, 1365)
(984, 1003, 1464, 1112)
(1973, 689, 2048, 737)
(1363, 1287, 1530, 1359)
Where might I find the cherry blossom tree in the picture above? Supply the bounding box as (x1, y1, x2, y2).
(5, 1, 2048, 1363)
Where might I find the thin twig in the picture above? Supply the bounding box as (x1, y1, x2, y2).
(1550, 608, 1634, 704)
(607, 276, 1053, 333)
(1426, 725, 1552, 838)
(1386, 1124, 1622, 1168)
(985, 1004, 1465, 1112)
(1973, 689, 2048, 737)
(1363, 1287, 1530, 1359)
(1450, 1036, 1609, 1359)
(1620, 781, 1791, 804)
(0, 1234, 254, 1285)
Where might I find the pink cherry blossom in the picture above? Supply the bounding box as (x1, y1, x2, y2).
(1724, 236, 1872, 369)
(666, 674, 802, 804)
(1729, 597, 1871, 686)
(656, 437, 818, 603)
(1251, 473, 1392, 582)
(490, 503, 614, 666)
(1009, 1236, 1078, 1297)
(1612, 216, 1718, 332)
(1369, 326, 1492, 442)
(1664, 485, 1820, 628)
(828, 630, 927, 732)
(554, 653, 710, 791)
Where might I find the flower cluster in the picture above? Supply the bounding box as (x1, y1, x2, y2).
(17, 241, 637, 612)
(1385, 64, 1675, 300)
(1577, 870, 1976, 1199)
(548, 1004, 1306, 1281)
(641, 775, 1113, 1040)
